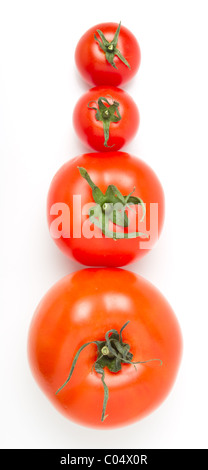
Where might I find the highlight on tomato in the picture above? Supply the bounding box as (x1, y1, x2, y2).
(47, 151, 165, 267)
(27, 268, 182, 429)
(73, 86, 140, 152)
(75, 21, 141, 86)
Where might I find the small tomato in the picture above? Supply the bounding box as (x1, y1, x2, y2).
(75, 22, 141, 86)
(73, 86, 139, 152)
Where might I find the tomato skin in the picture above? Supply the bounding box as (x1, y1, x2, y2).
(47, 152, 165, 267)
(75, 22, 141, 87)
(73, 86, 140, 152)
(28, 268, 182, 429)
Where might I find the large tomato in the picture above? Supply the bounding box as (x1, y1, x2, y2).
(73, 86, 139, 152)
(47, 152, 165, 267)
(28, 268, 182, 429)
(75, 22, 141, 86)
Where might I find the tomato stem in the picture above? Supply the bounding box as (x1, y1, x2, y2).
(56, 321, 162, 422)
(87, 96, 122, 147)
(94, 21, 131, 70)
(77, 166, 148, 240)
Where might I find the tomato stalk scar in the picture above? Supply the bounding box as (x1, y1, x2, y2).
(94, 21, 131, 70)
(56, 321, 162, 422)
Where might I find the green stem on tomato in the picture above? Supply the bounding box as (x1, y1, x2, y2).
(88, 96, 122, 147)
(94, 21, 131, 70)
(78, 167, 149, 240)
(56, 321, 162, 422)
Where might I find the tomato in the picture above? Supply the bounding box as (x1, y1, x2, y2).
(73, 86, 139, 152)
(75, 22, 141, 87)
(47, 151, 165, 267)
(28, 268, 182, 429)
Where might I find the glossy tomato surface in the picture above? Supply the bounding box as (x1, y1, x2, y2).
(75, 22, 141, 86)
(47, 152, 165, 267)
(28, 268, 182, 429)
(73, 86, 139, 152)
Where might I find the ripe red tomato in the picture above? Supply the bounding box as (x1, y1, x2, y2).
(73, 86, 140, 152)
(47, 151, 165, 267)
(28, 268, 182, 429)
(75, 22, 141, 86)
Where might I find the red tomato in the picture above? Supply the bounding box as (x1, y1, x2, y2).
(47, 152, 165, 267)
(73, 86, 140, 152)
(75, 22, 141, 86)
(28, 268, 182, 429)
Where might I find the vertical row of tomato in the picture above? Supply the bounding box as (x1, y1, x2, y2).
(28, 22, 183, 429)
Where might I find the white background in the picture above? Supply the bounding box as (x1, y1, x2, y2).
(1, 0, 208, 450)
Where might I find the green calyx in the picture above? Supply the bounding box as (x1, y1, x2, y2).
(94, 21, 131, 70)
(56, 321, 162, 422)
(78, 166, 148, 240)
(88, 96, 122, 148)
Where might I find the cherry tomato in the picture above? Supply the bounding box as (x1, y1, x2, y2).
(73, 86, 139, 152)
(75, 22, 141, 86)
(28, 268, 182, 429)
(47, 152, 165, 267)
